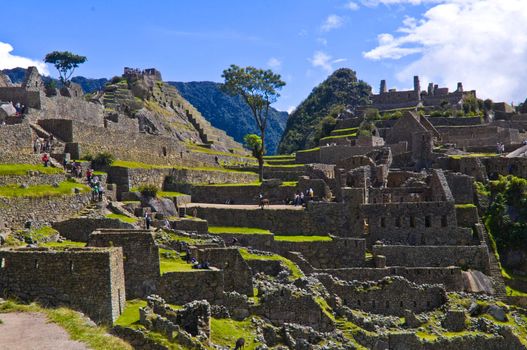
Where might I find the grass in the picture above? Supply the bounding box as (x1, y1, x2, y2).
(23, 226, 59, 242)
(297, 147, 320, 153)
(506, 285, 527, 296)
(319, 132, 357, 141)
(281, 181, 298, 187)
(114, 299, 147, 327)
(455, 203, 477, 209)
(210, 317, 262, 349)
(112, 160, 257, 175)
(158, 191, 187, 197)
(208, 226, 272, 235)
(40, 240, 86, 248)
(196, 181, 261, 187)
(0, 164, 64, 176)
(239, 248, 303, 280)
(263, 164, 305, 168)
(263, 154, 295, 159)
(0, 300, 132, 350)
(159, 248, 194, 274)
(330, 127, 359, 134)
(0, 181, 90, 198)
(448, 153, 498, 159)
(274, 235, 332, 242)
(105, 213, 137, 224)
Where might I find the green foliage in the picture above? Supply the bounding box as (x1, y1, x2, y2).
(364, 108, 381, 121)
(430, 111, 443, 118)
(105, 213, 137, 224)
(278, 68, 371, 154)
(138, 184, 159, 198)
(244, 134, 263, 158)
(91, 152, 115, 169)
(483, 98, 494, 111)
(314, 104, 344, 143)
(462, 95, 480, 115)
(44, 51, 87, 86)
(484, 176, 527, 251)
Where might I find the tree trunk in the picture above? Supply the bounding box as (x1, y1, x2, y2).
(258, 129, 266, 182)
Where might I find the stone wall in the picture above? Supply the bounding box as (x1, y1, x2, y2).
(437, 124, 521, 149)
(317, 275, 447, 316)
(0, 192, 91, 229)
(52, 217, 135, 242)
(35, 95, 104, 126)
(0, 247, 125, 324)
(319, 266, 464, 291)
(157, 270, 224, 304)
(0, 122, 37, 164)
(87, 229, 160, 298)
(0, 173, 65, 186)
(456, 206, 479, 228)
(372, 244, 491, 273)
(445, 172, 474, 204)
(196, 248, 253, 296)
(427, 116, 482, 126)
(0, 87, 41, 109)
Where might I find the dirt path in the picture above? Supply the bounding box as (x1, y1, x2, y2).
(0, 312, 88, 350)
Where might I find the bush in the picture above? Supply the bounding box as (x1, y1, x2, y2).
(91, 152, 115, 169)
(138, 184, 159, 198)
(82, 153, 93, 161)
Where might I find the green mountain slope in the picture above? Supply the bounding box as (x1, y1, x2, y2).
(170, 81, 288, 154)
(278, 68, 371, 154)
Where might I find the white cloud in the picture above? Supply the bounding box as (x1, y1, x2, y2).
(321, 15, 344, 32)
(267, 57, 282, 69)
(309, 51, 348, 73)
(287, 105, 296, 114)
(361, 0, 443, 6)
(363, 0, 527, 103)
(317, 38, 328, 46)
(0, 42, 49, 75)
(346, 1, 360, 10)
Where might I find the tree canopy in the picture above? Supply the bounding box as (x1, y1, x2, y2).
(222, 64, 285, 180)
(44, 51, 87, 86)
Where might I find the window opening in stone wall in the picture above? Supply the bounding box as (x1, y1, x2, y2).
(441, 215, 447, 227)
(385, 301, 390, 309)
(400, 301, 403, 308)
(162, 146, 167, 157)
(357, 300, 361, 306)
(372, 300, 376, 309)
(1, 258, 4, 269)
(380, 217, 385, 228)
(425, 216, 431, 227)
(427, 301, 431, 307)
(410, 216, 415, 228)
(413, 301, 417, 307)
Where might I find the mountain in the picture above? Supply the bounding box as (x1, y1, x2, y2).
(278, 68, 372, 154)
(169, 81, 288, 154)
(2, 68, 107, 93)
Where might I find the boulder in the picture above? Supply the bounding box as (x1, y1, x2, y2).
(141, 196, 177, 217)
(0, 103, 16, 118)
(487, 304, 507, 322)
(441, 309, 467, 332)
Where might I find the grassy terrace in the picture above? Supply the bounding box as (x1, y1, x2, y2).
(112, 160, 256, 175)
(297, 147, 320, 153)
(274, 235, 332, 242)
(208, 226, 272, 235)
(129, 188, 187, 197)
(0, 181, 90, 198)
(455, 203, 477, 209)
(197, 181, 297, 187)
(159, 248, 194, 274)
(239, 248, 303, 280)
(319, 132, 357, 142)
(330, 127, 359, 135)
(0, 164, 64, 176)
(0, 300, 131, 350)
(40, 240, 86, 248)
(448, 153, 497, 159)
(105, 213, 137, 224)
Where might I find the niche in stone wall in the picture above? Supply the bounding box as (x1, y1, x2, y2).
(425, 216, 432, 227)
(1, 258, 4, 268)
(441, 215, 448, 227)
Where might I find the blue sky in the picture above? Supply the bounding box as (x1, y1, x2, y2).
(2, 0, 527, 111)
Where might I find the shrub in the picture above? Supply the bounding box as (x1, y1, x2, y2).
(82, 153, 93, 161)
(138, 184, 158, 198)
(91, 152, 115, 169)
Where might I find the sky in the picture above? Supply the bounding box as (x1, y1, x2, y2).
(1, 0, 527, 112)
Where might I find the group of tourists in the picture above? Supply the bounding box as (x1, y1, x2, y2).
(14, 102, 26, 116)
(292, 188, 314, 206)
(182, 247, 210, 269)
(64, 160, 83, 178)
(34, 134, 54, 154)
(496, 142, 506, 154)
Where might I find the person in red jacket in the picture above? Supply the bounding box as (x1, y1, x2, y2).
(41, 153, 49, 167)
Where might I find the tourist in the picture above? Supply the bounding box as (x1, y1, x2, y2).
(300, 191, 305, 205)
(145, 212, 152, 230)
(309, 188, 314, 201)
(86, 168, 93, 183)
(98, 184, 104, 201)
(293, 191, 300, 206)
(41, 153, 49, 167)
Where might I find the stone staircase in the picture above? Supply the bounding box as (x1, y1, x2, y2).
(29, 123, 66, 164)
(476, 223, 507, 299)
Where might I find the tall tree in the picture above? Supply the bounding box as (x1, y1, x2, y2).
(44, 51, 87, 86)
(222, 65, 285, 181)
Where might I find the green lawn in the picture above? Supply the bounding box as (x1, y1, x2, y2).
(239, 248, 303, 280)
(114, 299, 147, 327)
(105, 213, 137, 224)
(40, 240, 86, 248)
(449, 153, 497, 159)
(158, 190, 187, 197)
(159, 248, 194, 274)
(210, 318, 263, 349)
(455, 203, 477, 209)
(274, 235, 332, 242)
(0, 164, 64, 176)
(208, 226, 272, 235)
(330, 127, 359, 135)
(0, 181, 90, 198)
(0, 300, 131, 350)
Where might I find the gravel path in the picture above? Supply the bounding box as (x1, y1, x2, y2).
(0, 312, 88, 350)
